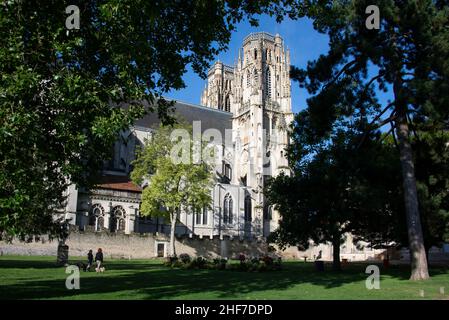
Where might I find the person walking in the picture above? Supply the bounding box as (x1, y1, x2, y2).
(95, 248, 104, 272)
(86, 249, 93, 271)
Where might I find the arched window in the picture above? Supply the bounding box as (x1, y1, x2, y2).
(246, 70, 251, 87)
(223, 194, 233, 224)
(90, 204, 104, 231)
(254, 48, 257, 60)
(265, 68, 271, 99)
(110, 206, 126, 232)
(244, 195, 252, 222)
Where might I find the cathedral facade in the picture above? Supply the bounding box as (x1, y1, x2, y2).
(64, 32, 293, 241)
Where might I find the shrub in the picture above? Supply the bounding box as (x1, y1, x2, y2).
(162, 255, 282, 272)
(164, 256, 178, 267)
(248, 262, 259, 272)
(261, 255, 274, 265)
(191, 256, 207, 268)
(250, 257, 259, 264)
(179, 253, 191, 264)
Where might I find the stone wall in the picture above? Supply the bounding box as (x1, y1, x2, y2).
(0, 230, 271, 260)
(2, 230, 448, 263)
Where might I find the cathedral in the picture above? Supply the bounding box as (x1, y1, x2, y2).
(64, 32, 293, 242)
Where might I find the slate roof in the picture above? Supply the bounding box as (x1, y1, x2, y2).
(124, 100, 232, 136)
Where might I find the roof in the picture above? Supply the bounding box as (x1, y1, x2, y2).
(95, 175, 142, 193)
(122, 100, 233, 136)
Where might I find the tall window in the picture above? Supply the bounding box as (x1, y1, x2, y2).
(253, 69, 258, 86)
(223, 194, 233, 224)
(254, 48, 257, 60)
(90, 204, 104, 231)
(195, 208, 202, 224)
(203, 206, 208, 225)
(110, 206, 126, 232)
(97, 216, 104, 231)
(223, 162, 232, 182)
(244, 195, 252, 222)
(246, 70, 251, 87)
(225, 95, 230, 112)
(265, 68, 271, 99)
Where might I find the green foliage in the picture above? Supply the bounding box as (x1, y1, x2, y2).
(179, 253, 191, 264)
(268, 128, 404, 249)
(131, 122, 215, 219)
(164, 254, 282, 272)
(131, 122, 215, 256)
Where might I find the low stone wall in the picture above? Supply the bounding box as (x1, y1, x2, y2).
(2, 230, 447, 264)
(0, 230, 271, 260)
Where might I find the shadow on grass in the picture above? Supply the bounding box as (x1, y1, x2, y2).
(0, 259, 61, 269)
(0, 259, 447, 300)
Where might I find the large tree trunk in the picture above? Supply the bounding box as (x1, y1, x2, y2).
(332, 237, 341, 271)
(394, 80, 429, 280)
(169, 210, 178, 257)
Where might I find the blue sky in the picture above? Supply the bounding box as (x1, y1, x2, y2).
(168, 15, 393, 117)
(167, 16, 330, 114)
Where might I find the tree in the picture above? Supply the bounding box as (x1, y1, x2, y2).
(292, 0, 449, 280)
(267, 121, 404, 271)
(0, 0, 299, 237)
(131, 123, 215, 256)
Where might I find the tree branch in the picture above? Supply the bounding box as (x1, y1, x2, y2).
(323, 59, 358, 90)
(356, 104, 396, 149)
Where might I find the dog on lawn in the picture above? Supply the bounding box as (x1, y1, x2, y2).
(75, 262, 88, 272)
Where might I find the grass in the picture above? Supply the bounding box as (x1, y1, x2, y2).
(0, 255, 448, 300)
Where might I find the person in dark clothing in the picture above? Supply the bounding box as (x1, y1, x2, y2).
(86, 250, 93, 271)
(95, 248, 104, 272)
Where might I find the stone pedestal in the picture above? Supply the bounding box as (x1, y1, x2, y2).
(56, 243, 69, 266)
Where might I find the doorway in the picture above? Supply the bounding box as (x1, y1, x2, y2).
(157, 243, 165, 257)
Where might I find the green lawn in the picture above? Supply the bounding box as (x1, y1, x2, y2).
(0, 255, 448, 300)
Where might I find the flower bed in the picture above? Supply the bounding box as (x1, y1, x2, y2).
(163, 253, 282, 272)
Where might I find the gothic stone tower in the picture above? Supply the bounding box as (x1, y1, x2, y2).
(201, 32, 293, 237)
